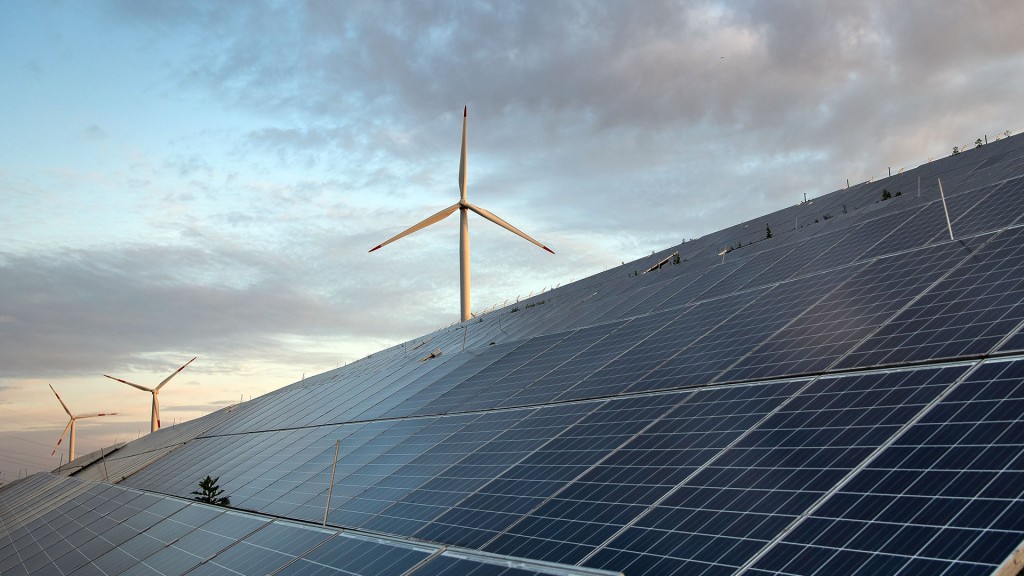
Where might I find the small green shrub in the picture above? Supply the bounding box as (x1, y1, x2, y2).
(192, 475, 230, 506)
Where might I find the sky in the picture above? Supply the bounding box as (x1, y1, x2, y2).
(2, 0, 1023, 480)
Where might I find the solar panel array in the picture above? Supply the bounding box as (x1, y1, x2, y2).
(0, 474, 615, 576)
(4, 134, 1024, 575)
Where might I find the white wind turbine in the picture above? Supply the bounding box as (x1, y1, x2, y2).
(50, 384, 116, 463)
(104, 356, 196, 433)
(370, 106, 554, 322)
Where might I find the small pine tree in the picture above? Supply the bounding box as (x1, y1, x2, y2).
(976, 138, 984, 148)
(952, 146, 960, 156)
(191, 475, 230, 506)
(765, 223, 772, 239)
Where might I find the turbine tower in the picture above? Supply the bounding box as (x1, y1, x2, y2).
(370, 106, 554, 322)
(50, 384, 116, 463)
(104, 356, 196, 433)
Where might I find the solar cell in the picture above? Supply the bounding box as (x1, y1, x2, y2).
(396, 341, 528, 415)
(408, 394, 674, 549)
(650, 261, 749, 312)
(495, 314, 681, 408)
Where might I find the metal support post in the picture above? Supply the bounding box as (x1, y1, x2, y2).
(323, 440, 340, 526)
(938, 178, 955, 241)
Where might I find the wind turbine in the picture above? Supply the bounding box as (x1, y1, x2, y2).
(370, 106, 554, 322)
(104, 357, 196, 433)
(50, 384, 116, 463)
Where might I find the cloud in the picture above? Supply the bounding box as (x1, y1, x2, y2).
(0, 243, 350, 378)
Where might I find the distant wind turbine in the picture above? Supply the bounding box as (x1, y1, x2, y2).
(370, 106, 554, 322)
(104, 357, 196, 433)
(50, 384, 116, 463)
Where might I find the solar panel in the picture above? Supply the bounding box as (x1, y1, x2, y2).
(483, 380, 807, 565)
(636, 263, 859, 391)
(788, 209, 914, 278)
(185, 521, 333, 575)
(583, 365, 969, 574)
(721, 237, 987, 381)
(564, 289, 769, 400)
(746, 358, 1024, 575)
(500, 321, 629, 407)
(415, 331, 572, 415)
(121, 511, 270, 575)
(274, 532, 432, 575)
(838, 224, 1024, 367)
(0, 474, 622, 576)
(693, 239, 812, 300)
(931, 175, 1024, 239)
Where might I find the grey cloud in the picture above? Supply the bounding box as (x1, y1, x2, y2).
(0, 244, 350, 378)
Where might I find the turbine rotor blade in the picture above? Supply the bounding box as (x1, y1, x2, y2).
(154, 394, 161, 429)
(52, 420, 72, 456)
(459, 105, 467, 202)
(49, 384, 73, 417)
(104, 374, 153, 392)
(76, 412, 116, 419)
(464, 203, 555, 254)
(369, 203, 460, 252)
(156, 356, 196, 391)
